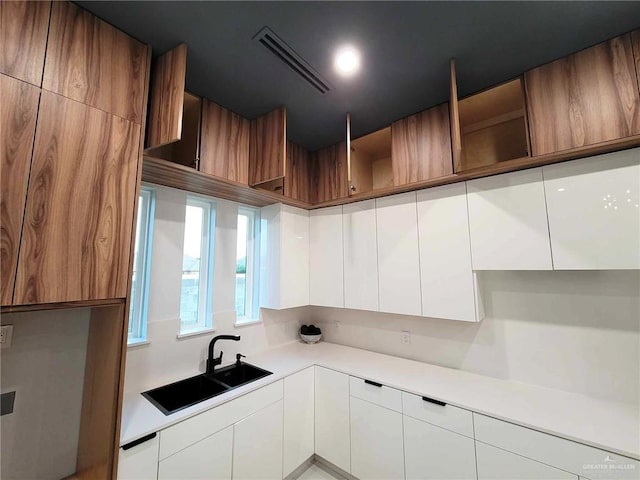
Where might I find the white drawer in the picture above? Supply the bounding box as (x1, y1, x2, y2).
(474, 413, 640, 480)
(349, 376, 402, 412)
(159, 380, 283, 460)
(402, 391, 474, 438)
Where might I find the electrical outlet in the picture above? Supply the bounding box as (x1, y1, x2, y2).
(0, 325, 14, 348)
(401, 330, 411, 345)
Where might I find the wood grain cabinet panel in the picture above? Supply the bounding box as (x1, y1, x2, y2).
(14, 92, 140, 305)
(249, 106, 286, 186)
(0, 1, 51, 86)
(392, 103, 453, 184)
(42, 1, 148, 124)
(200, 99, 250, 184)
(632, 30, 640, 91)
(311, 142, 349, 203)
(0, 75, 41, 305)
(146, 44, 188, 148)
(285, 141, 312, 203)
(525, 34, 640, 156)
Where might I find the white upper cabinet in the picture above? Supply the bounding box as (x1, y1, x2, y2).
(310, 206, 344, 308)
(417, 183, 482, 322)
(343, 200, 379, 312)
(467, 168, 553, 270)
(543, 149, 640, 270)
(260, 204, 309, 309)
(375, 192, 422, 316)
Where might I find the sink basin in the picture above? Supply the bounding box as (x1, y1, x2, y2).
(211, 362, 272, 388)
(142, 374, 229, 415)
(142, 362, 273, 415)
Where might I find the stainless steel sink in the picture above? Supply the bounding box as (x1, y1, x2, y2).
(142, 362, 272, 415)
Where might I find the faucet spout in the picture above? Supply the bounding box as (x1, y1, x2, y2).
(207, 335, 241, 375)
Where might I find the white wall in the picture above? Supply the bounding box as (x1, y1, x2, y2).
(124, 185, 301, 393)
(309, 270, 640, 405)
(1, 308, 89, 480)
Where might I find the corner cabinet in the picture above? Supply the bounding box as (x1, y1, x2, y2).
(309, 206, 344, 308)
(543, 149, 640, 270)
(283, 367, 315, 477)
(259, 204, 309, 309)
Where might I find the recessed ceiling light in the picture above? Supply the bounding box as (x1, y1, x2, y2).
(334, 45, 361, 76)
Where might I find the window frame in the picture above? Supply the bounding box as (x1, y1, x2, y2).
(235, 206, 261, 325)
(128, 186, 155, 345)
(179, 196, 216, 335)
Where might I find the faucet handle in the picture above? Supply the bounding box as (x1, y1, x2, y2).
(236, 353, 246, 365)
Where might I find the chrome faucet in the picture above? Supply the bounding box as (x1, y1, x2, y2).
(206, 335, 241, 375)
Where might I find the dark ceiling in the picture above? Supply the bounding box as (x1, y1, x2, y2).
(78, 1, 640, 151)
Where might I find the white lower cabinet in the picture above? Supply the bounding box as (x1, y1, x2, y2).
(117, 434, 159, 480)
(233, 400, 283, 480)
(314, 366, 351, 473)
(476, 442, 577, 480)
(350, 396, 405, 480)
(283, 367, 315, 477)
(158, 426, 233, 480)
(403, 415, 476, 480)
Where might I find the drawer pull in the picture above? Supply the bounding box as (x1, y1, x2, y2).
(122, 432, 157, 450)
(422, 396, 446, 407)
(364, 379, 383, 388)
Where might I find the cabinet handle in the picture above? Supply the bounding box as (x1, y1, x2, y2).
(364, 379, 383, 388)
(121, 432, 157, 450)
(422, 396, 446, 407)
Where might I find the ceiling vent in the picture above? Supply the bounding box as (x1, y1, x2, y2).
(254, 27, 331, 95)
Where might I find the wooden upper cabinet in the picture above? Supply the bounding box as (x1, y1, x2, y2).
(14, 92, 141, 305)
(525, 33, 640, 156)
(42, 1, 148, 123)
(311, 142, 349, 203)
(632, 30, 640, 91)
(391, 103, 453, 184)
(0, 75, 41, 305)
(146, 44, 188, 148)
(0, 1, 51, 86)
(285, 142, 311, 202)
(249, 106, 286, 186)
(200, 99, 250, 184)
(449, 59, 462, 171)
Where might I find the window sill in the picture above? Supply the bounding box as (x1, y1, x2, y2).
(234, 318, 262, 328)
(176, 327, 217, 340)
(127, 339, 150, 348)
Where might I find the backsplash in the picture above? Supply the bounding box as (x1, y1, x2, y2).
(309, 270, 640, 405)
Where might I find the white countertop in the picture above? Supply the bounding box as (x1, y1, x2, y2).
(120, 341, 640, 460)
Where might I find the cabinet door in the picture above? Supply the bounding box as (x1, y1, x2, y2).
(376, 192, 422, 316)
(543, 149, 640, 269)
(233, 400, 283, 480)
(350, 397, 404, 480)
(249, 106, 286, 186)
(343, 200, 379, 311)
(476, 442, 577, 480)
(525, 34, 640, 156)
(159, 426, 232, 480)
(310, 206, 344, 308)
(200, 99, 250, 184)
(0, 75, 40, 305)
(15, 92, 140, 304)
(43, 2, 148, 124)
(0, 1, 50, 86)
(285, 141, 312, 203)
(417, 183, 480, 322)
(311, 142, 349, 203)
(404, 415, 476, 480)
(392, 103, 453, 185)
(467, 168, 553, 270)
(280, 206, 309, 309)
(117, 435, 159, 480)
(633, 31, 640, 90)
(315, 367, 350, 473)
(283, 367, 315, 477)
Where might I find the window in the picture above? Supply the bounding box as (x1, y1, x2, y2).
(235, 207, 260, 323)
(179, 197, 215, 334)
(128, 187, 154, 344)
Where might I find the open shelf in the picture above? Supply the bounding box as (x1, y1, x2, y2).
(145, 91, 202, 169)
(350, 126, 392, 195)
(457, 78, 530, 171)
